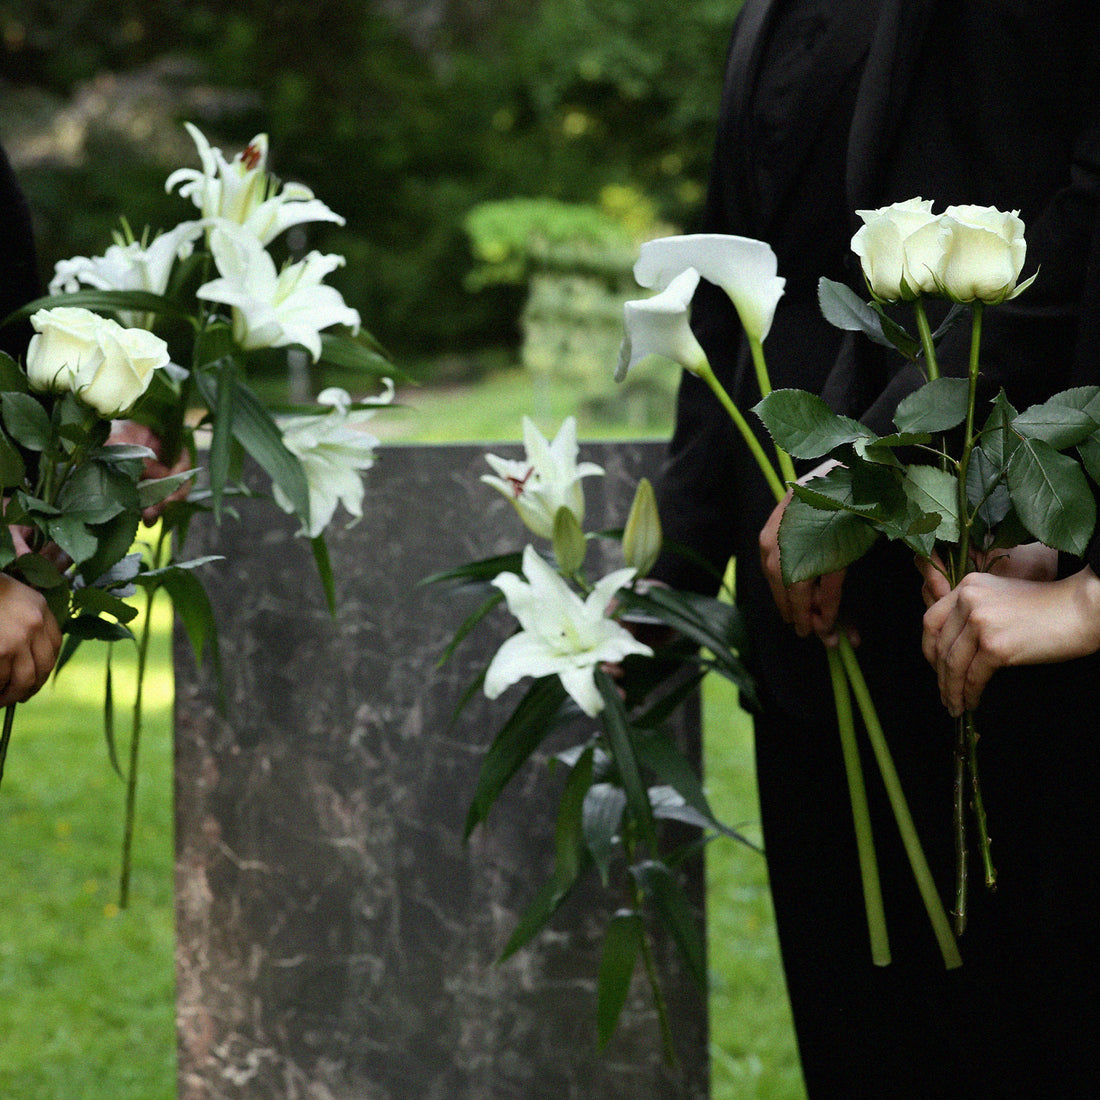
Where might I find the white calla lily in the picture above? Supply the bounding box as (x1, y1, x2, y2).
(633, 233, 785, 342)
(484, 546, 653, 716)
(272, 384, 393, 538)
(617, 268, 706, 381)
(166, 122, 344, 245)
(197, 222, 361, 361)
(482, 416, 603, 539)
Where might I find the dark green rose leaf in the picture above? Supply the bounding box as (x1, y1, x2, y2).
(47, 514, 99, 565)
(901, 465, 959, 544)
(778, 496, 880, 584)
(64, 614, 135, 643)
(893, 377, 971, 434)
(2, 392, 51, 451)
(966, 445, 1012, 534)
(1078, 433, 1100, 485)
(0, 426, 25, 489)
(818, 278, 896, 348)
(1013, 387, 1100, 449)
(58, 462, 137, 524)
(979, 391, 1021, 469)
(754, 388, 872, 460)
(1006, 437, 1096, 555)
(72, 585, 139, 624)
(0, 351, 28, 394)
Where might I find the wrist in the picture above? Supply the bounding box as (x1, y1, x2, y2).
(1067, 565, 1100, 657)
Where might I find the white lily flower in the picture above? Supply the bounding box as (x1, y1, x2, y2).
(484, 546, 653, 717)
(197, 222, 361, 361)
(482, 416, 604, 539)
(272, 383, 393, 538)
(617, 267, 707, 382)
(633, 233, 786, 343)
(49, 220, 206, 326)
(166, 122, 344, 245)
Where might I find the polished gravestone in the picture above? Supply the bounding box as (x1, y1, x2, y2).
(174, 441, 707, 1100)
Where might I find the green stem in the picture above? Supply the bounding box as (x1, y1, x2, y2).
(952, 716, 968, 935)
(913, 298, 941, 382)
(0, 703, 16, 791)
(966, 712, 996, 890)
(118, 581, 155, 909)
(827, 646, 890, 965)
(839, 637, 962, 969)
(695, 361, 787, 501)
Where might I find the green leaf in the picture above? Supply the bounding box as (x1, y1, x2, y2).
(753, 388, 871, 459)
(1, 392, 51, 451)
(12, 551, 66, 589)
(0, 428, 25, 490)
(64, 615, 135, 643)
(72, 585, 139, 624)
(583, 782, 626, 885)
(979, 391, 1021, 469)
(817, 278, 897, 349)
(1078, 433, 1100, 485)
(596, 911, 643, 1049)
(138, 469, 197, 509)
(893, 377, 971, 434)
(195, 364, 235, 520)
(9, 288, 191, 325)
(901, 465, 960, 544)
(596, 671, 658, 856)
(966, 446, 1012, 534)
(79, 510, 141, 585)
(778, 496, 880, 584)
(464, 676, 569, 839)
(554, 746, 594, 889)
(57, 462, 136, 524)
(102, 651, 124, 780)
(311, 534, 337, 616)
(0, 350, 28, 393)
(318, 330, 411, 382)
(634, 860, 706, 988)
(1012, 387, 1100, 449)
(434, 589, 506, 669)
(1006, 437, 1096, 555)
(499, 860, 587, 962)
(46, 515, 98, 565)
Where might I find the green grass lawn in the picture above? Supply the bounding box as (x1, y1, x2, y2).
(0, 363, 805, 1098)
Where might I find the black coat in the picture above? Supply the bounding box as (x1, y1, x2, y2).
(654, 2, 1100, 1094)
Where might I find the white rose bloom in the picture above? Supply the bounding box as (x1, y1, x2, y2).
(851, 198, 943, 301)
(484, 545, 653, 717)
(197, 222, 361, 362)
(482, 416, 603, 539)
(27, 307, 169, 417)
(272, 385, 391, 538)
(165, 123, 344, 245)
(938, 205, 1029, 304)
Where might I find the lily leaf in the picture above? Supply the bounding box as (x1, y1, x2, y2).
(754, 388, 872, 460)
(583, 782, 627, 886)
(633, 860, 706, 988)
(1006, 437, 1096, 555)
(554, 747, 595, 890)
(893, 377, 971, 434)
(597, 911, 644, 1050)
(465, 675, 570, 839)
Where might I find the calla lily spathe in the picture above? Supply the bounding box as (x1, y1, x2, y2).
(272, 384, 392, 538)
(484, 546, 653, 717)
(633, 233, 785, 343)
(166, 122, 344, 245)
(482, 416, 603, 539)
(617, 268, 707, 382)
(197, 222, 361, 361)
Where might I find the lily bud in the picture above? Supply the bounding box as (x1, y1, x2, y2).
(622, 478, 662, 576)
(552, 505, 587, 575)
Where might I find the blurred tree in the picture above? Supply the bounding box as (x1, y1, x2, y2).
(0, 0, 739, 368)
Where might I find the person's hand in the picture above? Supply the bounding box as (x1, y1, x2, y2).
(0, 573, 62, 706)
(759, 460, 852, 646)
(108, 421, 194, 525)
(918, 553, 1100, 717)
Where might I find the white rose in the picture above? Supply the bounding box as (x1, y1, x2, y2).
(26, 306, 106, 394)
(26, 306, 169, 417)
(937, 205, 1028, 304)
(78, 322, 171, 417)
(851, 198, 943, 301)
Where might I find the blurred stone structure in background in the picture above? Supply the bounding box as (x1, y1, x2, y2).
(173, 441, 707, 1100)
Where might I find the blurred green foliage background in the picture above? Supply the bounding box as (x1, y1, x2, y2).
(0, 0, 735, 376)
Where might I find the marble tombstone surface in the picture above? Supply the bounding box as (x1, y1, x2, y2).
(173, 441, 708, 1100)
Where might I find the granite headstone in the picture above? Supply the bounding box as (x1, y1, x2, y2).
(173, 441, 708, 1099)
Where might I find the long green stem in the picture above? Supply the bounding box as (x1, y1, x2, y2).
(828, 646, 890, 965)
(695, 361, 787, 501)
(839, 638, 962, 969)
(118, 581, 155, 909)
(952, 717, 969, 934)
(0, 703, 16, 791)
(966, 712, 996, 889)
